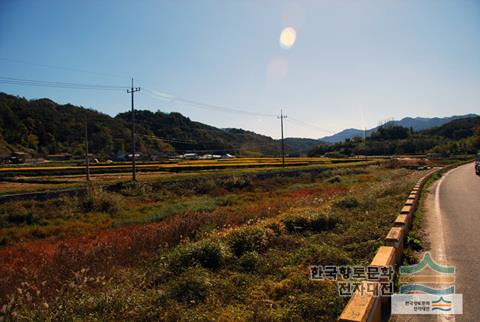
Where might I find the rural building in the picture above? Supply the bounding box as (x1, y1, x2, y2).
(0, 152, 32, 164)
(182, 153, 199, 160)
(47, 153, 73, 161)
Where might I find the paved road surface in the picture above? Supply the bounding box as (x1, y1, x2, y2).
(435, 162, 480, 321)
(393, 162, 480, 322)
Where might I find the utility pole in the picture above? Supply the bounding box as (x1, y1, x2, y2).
(84, 116, 90, 182)
(363, 127, 367, 161)
(278, 109, 287, 167)
(127, 78, 141, 182)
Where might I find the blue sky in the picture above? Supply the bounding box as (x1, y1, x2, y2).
(1, 0, 479, 139)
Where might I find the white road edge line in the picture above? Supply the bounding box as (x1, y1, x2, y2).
(433, 166, 460, 322)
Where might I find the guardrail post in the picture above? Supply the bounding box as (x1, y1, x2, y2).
(393, 214, 410, 233)
(385, 226, 404, 264)
(338, 281, 382, 322)
(400, 205, 414, 222)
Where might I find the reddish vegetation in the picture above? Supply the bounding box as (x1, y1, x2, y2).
(0, 183, 351, 305)
(288, 186, 348, 199)
(0, 216, 199, 301)
(0, 197, 300, 302)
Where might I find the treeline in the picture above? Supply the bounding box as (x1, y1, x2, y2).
(0, 93, 317, 159)
(308, 118, 480, 157)
(0, 93, 130, 158)
(4, 92, 477, 160)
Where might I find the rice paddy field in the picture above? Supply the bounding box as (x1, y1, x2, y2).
(0, 159, 429, 321)
(0, 157, 375, 195)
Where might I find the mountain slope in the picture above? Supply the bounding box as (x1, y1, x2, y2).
(424, 116, 480, 139)
(319, 129, 367, 144)
(0, 92, 318, 158)
(385, 114, 478, 131)
(310, 116, 480, 156)
(320, 115, 478, 143)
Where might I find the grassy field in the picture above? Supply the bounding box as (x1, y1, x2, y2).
(0, 157, 379, 195)
(0, 156, 372, 177)
(0, 161, 428, 321)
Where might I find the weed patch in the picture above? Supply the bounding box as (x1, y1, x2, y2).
(283, 211, 339, 233)
(168, 239, 227, 272)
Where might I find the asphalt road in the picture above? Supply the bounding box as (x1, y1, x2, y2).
(435, 162, 480, 321)
(393, 162, 480, 322)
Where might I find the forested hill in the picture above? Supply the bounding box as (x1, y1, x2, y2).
(320, 114, 478, 143)
(0, 92, 320, 158)
(309, 116, 480, 157)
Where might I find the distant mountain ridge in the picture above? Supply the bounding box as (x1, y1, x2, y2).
(1, 92, 476, 157)
(0, 92, 321, 158)
(320, 114, 478, 143)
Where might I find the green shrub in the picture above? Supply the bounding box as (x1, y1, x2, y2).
(79, 197, 95, 213)
(119, 181, 152, 196)
(169, 239, 225, 272)
(226, 227, 268, 257)
(214, 194, 241, 207)
(290, 292, 343, 321)
(0, 202, 42, 227)
(221, 175, 252, 191)
(283, 214, 310, 233)
(269, 270, 344, 320)
(5, 211, 37, 225)
(288, 244, 352, 266)
(79, 189, 123, 214)
(309, 213, 339, 231)
(334, 197, 360, 209)
(283, 212, 339, 233)
(168, 267, 212, 304)
(403, 247, 420, 265)
(195, 178, 218, 194)
(407, 235, 422, 251)
(238, 251, 260, 272)
(344, 240, 381, 262)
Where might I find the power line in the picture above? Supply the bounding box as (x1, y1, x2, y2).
(288, 117, 332, 134)
(145, 88, 334, 134)
(144, 88, 277, 117)
(141, 133, 290, 153)
(0, 76, 128, 91)
(0, 58, 127, 79)
(141, 134, 196, 144)
(0, 59, 341, 135)
(0, 74, 335, 136)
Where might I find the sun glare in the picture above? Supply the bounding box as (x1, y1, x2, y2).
(279, 26, 297, 49)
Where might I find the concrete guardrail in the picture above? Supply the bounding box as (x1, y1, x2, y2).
(338, 167, 441, 322)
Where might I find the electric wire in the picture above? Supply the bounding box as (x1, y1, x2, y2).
(143, 88, 277, 118)
(0, 58, 127, 79)
(0, 74, 335, 135)
(0, 76, 128, 91)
